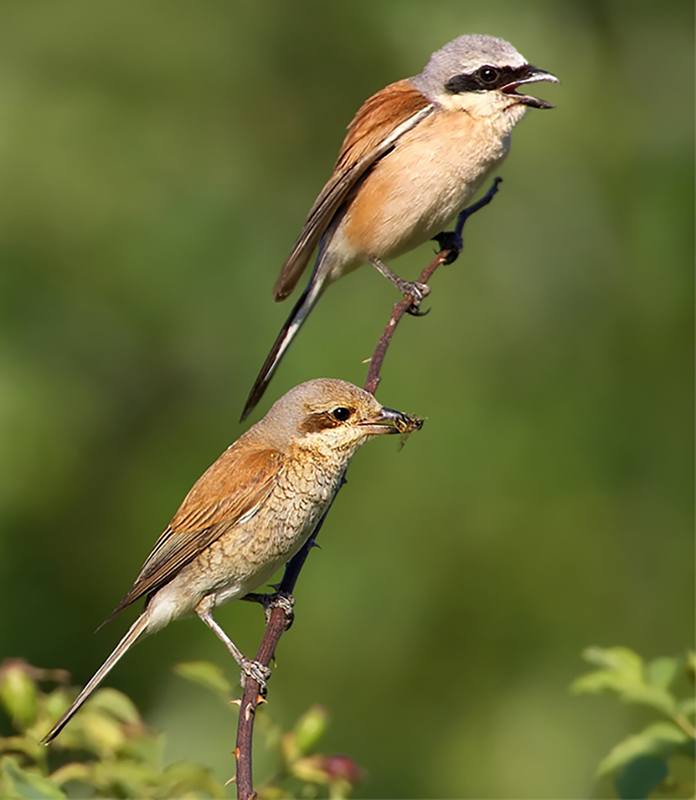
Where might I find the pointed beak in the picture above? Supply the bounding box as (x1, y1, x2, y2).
(501, 65, 559, 109)
(359, 406, 424, 436)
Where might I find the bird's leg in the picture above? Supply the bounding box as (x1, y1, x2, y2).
(369, 257, 430, 316)
(432, 230, 463, 265)
(242, 591, 295, 629)
(196, 604, 272, 693)
(433, 177, 504, 265)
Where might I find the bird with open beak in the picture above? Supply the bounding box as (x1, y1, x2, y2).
(42, 379, 422, 744)
(242, 34, 558, 419)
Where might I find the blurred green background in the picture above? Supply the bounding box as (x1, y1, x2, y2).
(0, 1, 692, 797)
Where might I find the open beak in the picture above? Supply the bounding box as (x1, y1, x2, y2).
(501, 65, 559, 109)
(359, 406, 424, 436)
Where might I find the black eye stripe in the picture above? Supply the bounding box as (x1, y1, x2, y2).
(300, 406, 355, 433)
(445, 63, 534, 94)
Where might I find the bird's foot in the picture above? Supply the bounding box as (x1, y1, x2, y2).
(402, 281, 431, 316)
(432, 230, 463, 264)
(262, 591, 295, 629)
(240, 658, 272, 694)
(369, 257, 430, 316)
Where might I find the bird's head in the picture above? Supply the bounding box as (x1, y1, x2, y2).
(260, 379, 423, 457)
(413, 34, 558, 124)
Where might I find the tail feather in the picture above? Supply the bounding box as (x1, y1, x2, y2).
(241, 275, 325, 421)
(42, 613, 149, 745)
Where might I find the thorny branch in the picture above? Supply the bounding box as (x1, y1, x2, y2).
(234, 177, 503, 800)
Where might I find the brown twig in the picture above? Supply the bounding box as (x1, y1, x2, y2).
(234, 177, 502, 800)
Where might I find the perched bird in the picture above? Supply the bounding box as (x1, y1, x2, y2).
(42, 379, 422, 744)
(242, 34, 558, 420)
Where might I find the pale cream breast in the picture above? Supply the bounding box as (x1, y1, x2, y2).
(335, 109, 513, 268)
(147, 450, 348, 621)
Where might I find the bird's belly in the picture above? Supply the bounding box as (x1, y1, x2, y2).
(148, 459, 343, 623)
(339, 111, 510, 263)
(147, 522, 316, 628)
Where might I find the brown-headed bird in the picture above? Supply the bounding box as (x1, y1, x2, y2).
(42, 379, 421, 744)
(242, 34, 557, 420)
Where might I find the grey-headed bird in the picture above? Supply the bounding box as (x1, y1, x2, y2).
(43, 379, 422, 744)
(242, 34, 558, 420)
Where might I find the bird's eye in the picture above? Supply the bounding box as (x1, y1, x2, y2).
(477, 65, 500, 85)
(331, 407, 352, 422)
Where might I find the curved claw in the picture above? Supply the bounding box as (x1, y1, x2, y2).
(403, 281, 431, 316)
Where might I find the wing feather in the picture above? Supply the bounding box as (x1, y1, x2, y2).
(273, 80, 434, 300)
(105, 445, 283, 620)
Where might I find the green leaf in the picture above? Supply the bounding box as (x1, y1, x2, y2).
(0, 735, 43, 762)
(645, 657, 678, 690)
(25, 688, 80, 745)
(678, 697, 696, 716)
(0, 666, 38, 730)
(625, 685, 676, 716)
(173, 661, 232, 698)
(256, 788, 286, 800)
(293, 706, 329, 757)
(615, 755, 668, 800)
(572, 672, 676, 714)
(582, 646, 644, 674)
(42, 689, 72, 721)
(48, 763, 93, 788)
(90, 759, 159, 797)
(291, 755, 330, 785)
(572, 670, 624, 694)
(598, 722, 689, 777)
(686, 652, 696, 680)
(572, 647, 676, 715)
(120, 729, 163, 765)
(1, 757, 66, 799)
(87, 688, 141, 725)
(74, 712, 127, 755)
(156, 761, 225, 798)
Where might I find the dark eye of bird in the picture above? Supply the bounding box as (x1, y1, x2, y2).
(331, 407, 352, 422)
(477, 65, 500, 85)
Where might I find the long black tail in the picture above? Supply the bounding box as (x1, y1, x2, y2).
(241, 276, 325, 420)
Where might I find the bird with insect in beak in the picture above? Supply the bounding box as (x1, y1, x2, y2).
(242, 34, 558, 420)
(42, 379, 422, 744)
